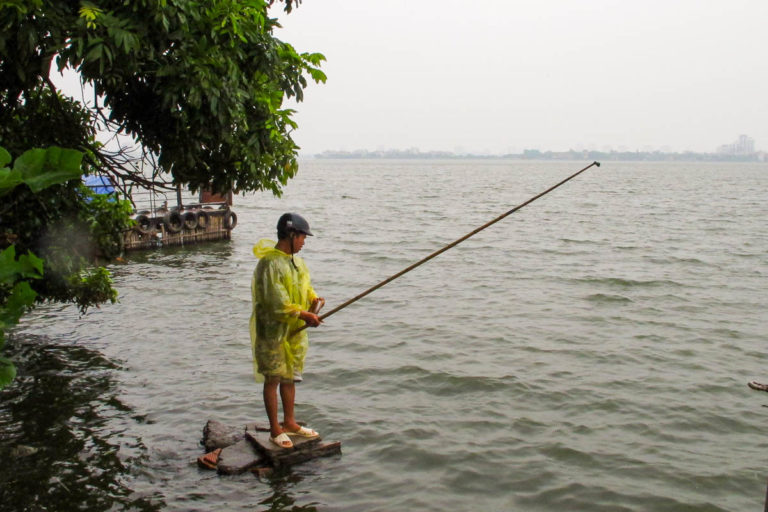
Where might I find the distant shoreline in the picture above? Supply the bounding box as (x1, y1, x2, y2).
(311, 149, 766, 162)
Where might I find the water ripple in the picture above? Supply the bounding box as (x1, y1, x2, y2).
(3, 160, 767, 511)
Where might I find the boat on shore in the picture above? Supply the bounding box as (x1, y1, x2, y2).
(125, 201, 237, 251)
(84, 176, 239, 251)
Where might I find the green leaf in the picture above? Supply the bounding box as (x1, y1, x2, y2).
(17, 250, 44, 278)
(0, 167, 23, 196)
(302, 52, 326, 66)
(0, 356, 17, 390)
(0, 245, 19, 284)
(14, 147, 83, 193)
(85, 42, 103, 63)
(0, 281, 37, 327)
(0, 146, 10, 167)
(308, 68, 327, 83)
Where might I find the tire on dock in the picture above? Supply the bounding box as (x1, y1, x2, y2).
(163, 211, 184, 233)
(196, 209, 210, 229)
(223, 210, 238, 230)
(134, 214, 155, 235)
(181, 210, 198, 230)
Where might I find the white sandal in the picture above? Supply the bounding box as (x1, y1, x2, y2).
(269, 432, 294, 449)
(286, 425, 319, 438)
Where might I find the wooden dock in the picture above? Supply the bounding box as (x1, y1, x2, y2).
(123, 206, 237, 251)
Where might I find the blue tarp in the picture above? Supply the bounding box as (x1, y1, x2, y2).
(83, 175, 115, 195)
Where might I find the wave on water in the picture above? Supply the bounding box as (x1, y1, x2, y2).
(584, 293, 634, 304)
(323, 364, 527, 397)
(645, 255, 715, 266)
(572, 276, 686, 288)
(559, 237, 603, 245)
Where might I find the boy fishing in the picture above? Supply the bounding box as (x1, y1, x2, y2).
(250, 213, 324, 449)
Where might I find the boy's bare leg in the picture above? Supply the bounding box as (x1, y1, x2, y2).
(279, 380, 301, 432)
(263, 377, 283, 437)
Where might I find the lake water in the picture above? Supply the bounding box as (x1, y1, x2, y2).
(2, 159, 767, 511)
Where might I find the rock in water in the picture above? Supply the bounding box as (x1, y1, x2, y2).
(202, 419, 244, 451)
(10, 445, 39, 458)
(216, 439, 263, 475)
(198, 420, 341, 475)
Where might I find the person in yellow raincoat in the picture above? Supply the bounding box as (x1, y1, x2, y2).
(251, 213, 324, 449)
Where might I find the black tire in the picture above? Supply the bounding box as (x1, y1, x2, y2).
(223, 210, 238, 230)
(163, 211, 184, 233)
(196, 209, 209, 229)
(181, 211, 198, 230)
(134, 214, 154, 234)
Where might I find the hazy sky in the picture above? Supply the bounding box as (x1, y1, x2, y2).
(271, 0, 767, 155)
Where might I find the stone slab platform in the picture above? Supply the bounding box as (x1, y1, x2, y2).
(245, 430, 342, 470)
(199, 419, 341, 476)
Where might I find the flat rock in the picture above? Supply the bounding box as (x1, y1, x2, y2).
(200, 420, 341, 474)
(216, 439, 264, 475)
(245, 431, 341, 469)
(202, 419, 244, 451)
(245, 422, 271, 433)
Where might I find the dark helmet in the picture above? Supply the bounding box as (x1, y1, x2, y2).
(277, 212, 313, 239)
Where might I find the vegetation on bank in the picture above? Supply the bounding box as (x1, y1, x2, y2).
(0, 0, 325, 388)
(0, 145, 132, 387)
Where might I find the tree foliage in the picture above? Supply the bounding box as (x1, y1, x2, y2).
(0, 145, 129, 387)
(0, 0, 325, 388)
(0, 0, 325, 195)
(1, 143, 131, 309)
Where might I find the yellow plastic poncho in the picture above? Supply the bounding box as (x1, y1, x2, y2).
(250, 239, 318, 382)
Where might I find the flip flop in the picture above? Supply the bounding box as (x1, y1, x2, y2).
(269, 432, 293, 449)
(197, 448, 221, 470)
(285, 425, 320, 438)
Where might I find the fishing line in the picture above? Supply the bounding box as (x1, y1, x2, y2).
(296, 160, 601, 334)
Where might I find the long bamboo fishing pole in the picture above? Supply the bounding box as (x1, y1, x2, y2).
(296, 160, 601, 333)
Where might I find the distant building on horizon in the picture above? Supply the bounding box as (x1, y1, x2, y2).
(718, 134, 755, 155)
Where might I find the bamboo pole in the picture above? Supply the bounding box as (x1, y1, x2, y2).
(295, 161, 601, 334)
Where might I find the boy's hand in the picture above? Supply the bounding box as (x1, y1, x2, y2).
(310, 297, 325, 314)
(299, 310, 322, 327)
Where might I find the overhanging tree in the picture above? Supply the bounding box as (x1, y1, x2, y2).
(0, 0, 326, 387)
(1, 0, 326, 194)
